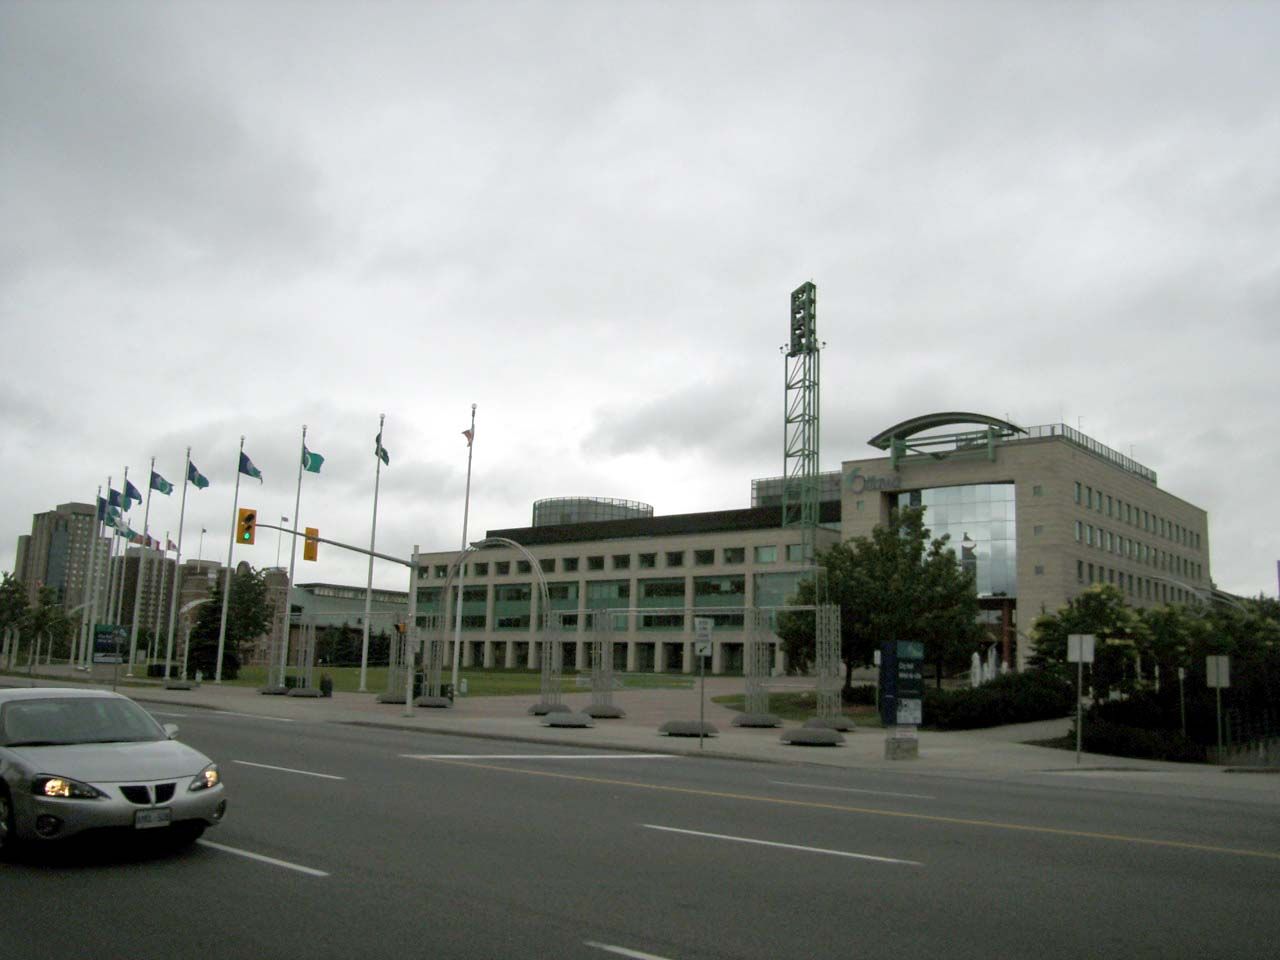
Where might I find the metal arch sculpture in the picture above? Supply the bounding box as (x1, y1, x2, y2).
(867, 412, 1026, 449)
(432, 536, 558, 709)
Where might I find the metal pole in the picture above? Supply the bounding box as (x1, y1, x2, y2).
(1076, 656, 1083, 765)
(111, 467, 130, 629)
(215, 438, 245, 683)
(403, 545, 419, 718)
(1178, 666, 1186, 737)
(451, 404, 477, 696)
(276, 516, 287, 569)
(127, 456, 156, 675)
(699, 647, 705, 751)
(163, 448, 192, 681)
(1216, 685, 1223, 757)
(279, 426, 307, 685)
(360, 413, 385, 693)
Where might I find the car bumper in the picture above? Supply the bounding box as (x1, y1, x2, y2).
(14, 783, 227, 842)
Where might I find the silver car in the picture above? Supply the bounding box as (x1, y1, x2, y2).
(0, 687, 226, 853)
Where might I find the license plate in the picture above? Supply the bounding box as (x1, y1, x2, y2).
(134, 808, 173, 830)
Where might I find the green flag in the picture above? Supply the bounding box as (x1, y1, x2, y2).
(375, 431, 390, 466)
(302, 445, 324, 474)
(188, 462, 210, 489)
(150, 470, 174, 495)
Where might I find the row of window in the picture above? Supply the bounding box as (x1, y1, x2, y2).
(424, 544, 806, 579)
(1073, 481, 1201, 551)
(1072, 521, 1203, 581)
(1076, 559, 1199, 605)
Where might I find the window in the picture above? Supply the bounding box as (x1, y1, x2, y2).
(517, 560, 531, 574)
(1032, 484, 1043, 496)
(754, 545, 777, 563)
(612, 554, 630, 570)
(1034, 564, 1044, 575)
(1086, 486, 1093, 509)
(1074, 481, 1082, 504)
(1077, 559, 1084, 583)
(472, 562, 488, 576)
(540, 558, 555, 573)
(587, 556, 604, 571)
(787, 544, 809, 562)
(433, 564, 448, 578)
(694, 549, 715, 566)
(1086, 525, 1093, 547)
(1074, 521, 1082, 543)
(563, 557, 579, 572)
(639, 552, 656, 569)
(640, 579, 685, 599)
(1033, 524, 1044, 536)
(665, 551, 684, 567)
(856, 499, 864, 511)
(723, 547, 745, 564)
(1087, 563, 1094, 583)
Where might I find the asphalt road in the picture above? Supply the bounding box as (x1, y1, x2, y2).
(3, 707, 1278, 960)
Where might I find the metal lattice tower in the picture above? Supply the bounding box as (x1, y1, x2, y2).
(815, 603, 842, 721)
(783, 281, 821, 565)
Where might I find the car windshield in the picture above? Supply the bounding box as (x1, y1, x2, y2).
(0, 697, 166, 746)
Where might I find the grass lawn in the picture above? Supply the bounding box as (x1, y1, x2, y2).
(2, 662, 694, 698)
(713, 691, 883, 727)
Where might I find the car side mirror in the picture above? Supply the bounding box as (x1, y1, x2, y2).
(163, 723, 179, 739)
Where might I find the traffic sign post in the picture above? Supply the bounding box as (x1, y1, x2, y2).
(1067, 634, 1096, 764)
(694, 617, 713, 750)
(1206, 655, 1230, 756)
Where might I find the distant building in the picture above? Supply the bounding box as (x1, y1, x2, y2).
(13, 502, 109, 610)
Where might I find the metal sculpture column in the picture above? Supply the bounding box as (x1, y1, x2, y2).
(812, 603, 852, 730)
(529, 611, 567, 715)
(582, 610, 624, 719)
(733, 608, 780, 727)
(377, 625, 410, 703)
(415, 613, 450, 708)
(287, 618, 321, 697)
(262, 611, 294, 695)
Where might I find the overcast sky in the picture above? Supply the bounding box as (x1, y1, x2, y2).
(2, 0, 1276, 599)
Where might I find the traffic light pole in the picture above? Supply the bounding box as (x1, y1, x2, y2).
(214, 438, 245, 684)
(254, 524, 413, 569)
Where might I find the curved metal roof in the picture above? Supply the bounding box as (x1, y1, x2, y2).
(868, 412, 1025, 449)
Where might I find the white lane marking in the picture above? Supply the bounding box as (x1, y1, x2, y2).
(213, 711, 295, 723)
(233, 760, 346, 781)
(197, 839, 329, 877)
(642, 824, 922, 866)
(403, 754, 676, 760)
(769, 780, 935, 800)
(585, 941, 678, 960)
(149, 711, 189, 718)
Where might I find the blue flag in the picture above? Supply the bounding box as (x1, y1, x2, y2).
(239, 452, 263, 483)
(97, 497, 108, 521)
(108, 489, 124, 509)
(124, 479, 142, 504)
(150, 471, 174, 495)
(188, 462, 210, 489)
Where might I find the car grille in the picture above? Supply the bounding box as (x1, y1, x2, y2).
(118, 783, 178, 804)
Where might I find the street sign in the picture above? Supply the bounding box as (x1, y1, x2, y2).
(1206, 655, 1230, 688)
(92, 625, 126, 664)
(893, 640, 924, 730)
(693, 617, 713, 657)
(1067, 634, 1096, 663)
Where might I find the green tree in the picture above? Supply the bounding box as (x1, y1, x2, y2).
(1029, 584, 1147, 697)
(23, 586, 71, 668)
(187, 566, 274, 680)
(777, 506, 983, 695)
(0, 572, 30, 668)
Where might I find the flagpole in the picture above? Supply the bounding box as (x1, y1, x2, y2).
(359, 414, 385, 693)
(112, 466, 130, 629)
(163, 448, 191, 680)
(450, 404, 477, 696)
(86, 479, 111, 670)
(127, 456, 156, 676)
(151, 530, 169, 663)
(76, 485, 102, 671)
(216, 438, 245, 684)
(279, 425, 306, 685)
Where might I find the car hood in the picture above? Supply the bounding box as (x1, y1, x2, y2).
(7, 740, 213, 783)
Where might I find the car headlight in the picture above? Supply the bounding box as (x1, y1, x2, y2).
(188, 763, 220, 792)
(34, 775, 106, 800)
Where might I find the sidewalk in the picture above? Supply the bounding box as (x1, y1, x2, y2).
(4, 665, 1276, 803)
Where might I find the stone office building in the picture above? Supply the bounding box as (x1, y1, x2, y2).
(414, 414, 1213, 675)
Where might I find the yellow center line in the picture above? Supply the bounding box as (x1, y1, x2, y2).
(418, 758, 1280, 862)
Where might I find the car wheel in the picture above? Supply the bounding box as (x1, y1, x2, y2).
(0, 785, 16, 857)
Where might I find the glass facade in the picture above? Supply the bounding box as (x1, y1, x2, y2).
(896, 483, 1017, 598)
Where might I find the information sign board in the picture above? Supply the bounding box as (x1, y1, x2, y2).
(1067, 634, 1096, 664)
(1206, 655, 1230, 689)
(693, 617, 713, 657)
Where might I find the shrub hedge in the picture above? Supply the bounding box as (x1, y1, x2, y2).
(923, 669, 1074, 730)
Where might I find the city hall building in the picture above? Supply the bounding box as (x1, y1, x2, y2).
(414, 414, 1212, 675)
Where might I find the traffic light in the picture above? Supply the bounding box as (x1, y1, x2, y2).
(236, 508, 257, 545)
(303, 527, 319, 561)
